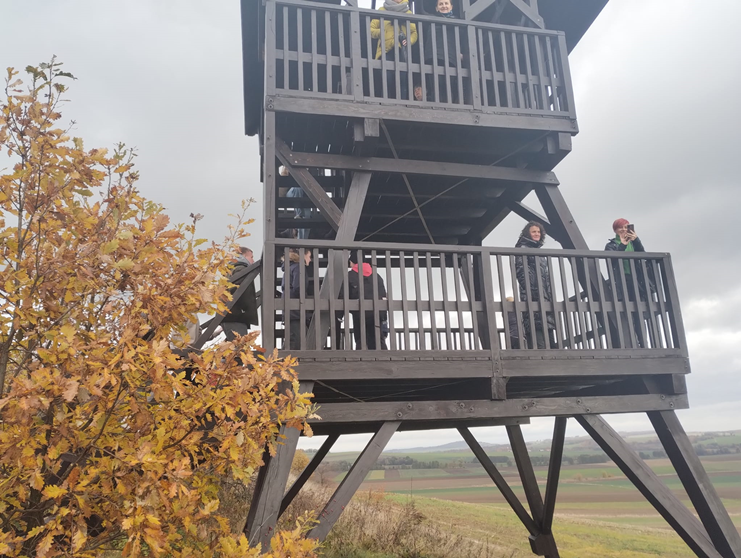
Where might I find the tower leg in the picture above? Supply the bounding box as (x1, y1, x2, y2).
(308, 421, 400, 541)
(649, 411, 741, 558)
(576, 414, 722, 558)
(245, 381, 313, 548)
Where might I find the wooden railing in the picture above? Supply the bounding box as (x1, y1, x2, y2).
(265, 0, 575, 118)
(267, 240, 688, 356)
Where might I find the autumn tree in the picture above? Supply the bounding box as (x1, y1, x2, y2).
(0, 60, 317, 557)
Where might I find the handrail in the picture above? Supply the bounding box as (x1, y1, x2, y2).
(269, 243, 687, 355)
(265, 0, 575, 118)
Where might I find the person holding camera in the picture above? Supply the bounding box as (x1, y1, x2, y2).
(370, 0, 418, 100)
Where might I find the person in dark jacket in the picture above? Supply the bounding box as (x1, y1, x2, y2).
(342, 251, 388, 350)
(281, 248, 312, 350)
(605, 218, 653, 347)
(515, 221, 556, 349)
(222, 247, 259, 341)
(423, 0, 465, 103)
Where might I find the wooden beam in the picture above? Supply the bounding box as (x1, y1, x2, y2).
(313, 394, 687, 423)
(648, 411, 741, 558)
(509, 0, 544, 28)
(465, 0, 497, 22)
(269, 96, 578, 134)
(281, 150, 559, 185)
(246, 381, 314, 548)
(459, 427, 540, 536)
(507, 425, 544, 522)
(542, 417, 566, 533)
(280, 434, 340, 515)
(308, 421, 400, 541)
(576, 415, 722, 558)
(275, 139, 343, 231)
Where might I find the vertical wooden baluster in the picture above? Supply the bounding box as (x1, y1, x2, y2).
(357, 249, 367, 350)
(557, 33, 576, 117)
(361, 13, 374, 98)
(605, 256, 626, 349)
(466, 23, 482, 109)
(467, 253, 481, 350)
(328, 248, 338, 350)
(650, 259, 671, 348)
(570, 256, 588, 349)
(299, 247, 307, 350)
(399, 250, 410, 349)
(452, 254, 466, 350)
(392, 18, 401, 100)
(617, 256, 638, 348)
(430, 22, 440, 103)
(640, 259, 662, 348)
(313, 248, 321, 349)
(380, 17, 388, 100)
(453, 25, 464, 105)
(339, 12, 348, 95)
(342, 249, 352, 350)
(496, 255, 512, 349)
(440, 252, 453, 349)
(283, 6, 290, 90)
(557, 255, 575, 349)
(371, 250, 382, 350)
(510, 32, 524, 109)
(533, 34, 549, 111)
(628, 259, 647, 348)
(385, 250, 397, 351)
(325, 11, 332, 93)
(521, 32, 536, 109)
(546, 257, 564, 348)
(311, 10, 319, 93)
(584, 257, 602, 349)
(509, 255, 530, 349)
(412, 251, 426, 350)
(426, 252, 438, 349)
(477, 28, 489, 106)
(595, 258, 613, 350)
(498, 31, 511, 108)
(544, 35, 557, 111)
(406, 20, 414, 99)
(297, 9, 305, 91)
(418, 21, 427, 102)
(442, 22, 453, 103)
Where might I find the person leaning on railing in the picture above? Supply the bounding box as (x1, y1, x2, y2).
(370, 0, 418, 100)
(515, 221, 557, 349)
(422, 0, 466, 104)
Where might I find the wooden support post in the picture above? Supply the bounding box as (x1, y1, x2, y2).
(576, 414, 722, 558)
(459, 427, 540, 537)
(246, 381, 314, 548)
(648, 411, 741, 558)
(542, 417, 566, 533)
(280, 433, 340, 515)
(308, 421, 400, 541)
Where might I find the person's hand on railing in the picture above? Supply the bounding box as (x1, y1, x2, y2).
(398, 33, 407, 47)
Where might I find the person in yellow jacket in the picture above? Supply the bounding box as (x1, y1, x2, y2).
(370, 0, 418, 99)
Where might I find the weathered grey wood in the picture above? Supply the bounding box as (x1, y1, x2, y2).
(465, 0, 497, 22)
(459, 426, 540, 536)
(501, 355, 688, 377)
(308, 421, 400, 541)
(507, 425, 544, 522)
(280, 433, 340, 515)
(649, 411, 741, 558)
(576, 415, 722, 558)
(280, 149, 559, 184)
(509, 0, 544, 28)
(246, 381, 314, 548)
(542, 417, 566, 532)
(269, 96, 578, 133)
(275, 139, 343, 230)
(312, 417, 529, 436)
(313, 394, 688, 423)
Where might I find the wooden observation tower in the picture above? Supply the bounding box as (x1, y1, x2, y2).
(232, 0, 741, 555)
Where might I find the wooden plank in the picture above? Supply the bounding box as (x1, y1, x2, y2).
(542, 417, 566, 532)
(275, 139, 343, 230)
(465, 0, 497, 22)
(459, 427, 540, 536)
(293, 355, 495, 380)
(281, 150, 559, 184)
(501, 356, 689, 377)
(577, 415, 722, 558)
(314, 394, 688, 423)
(246, 381, 314, 547)
(268, 96, 578, 133)
(280, 433, 340, 515)
(509, 0, 544, 28)
(312, 417, 529, 436)
(649, 411, 741, 558)
(308, 421, 401, 541)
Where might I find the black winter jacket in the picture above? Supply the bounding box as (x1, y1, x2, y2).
(605, 237, 654, 300)
(224, 256, 259, 326)
(515, 235, 552, 304)
(422, 14, 464, 67)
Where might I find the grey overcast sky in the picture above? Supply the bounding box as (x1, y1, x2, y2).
(2, 0, 740, 451)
